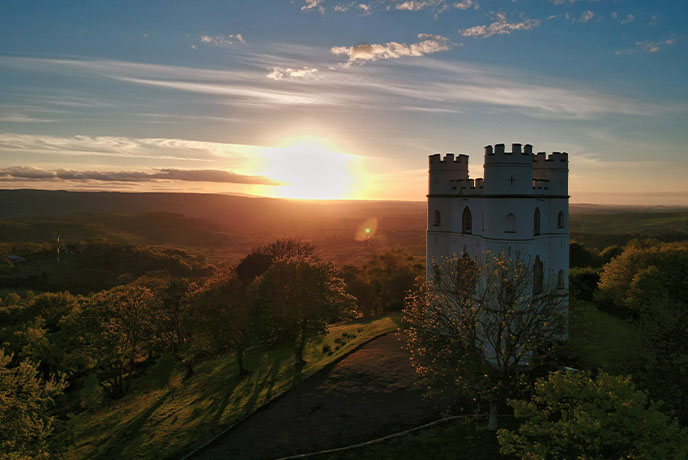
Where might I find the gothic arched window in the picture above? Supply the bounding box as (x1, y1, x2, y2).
(462, 207, 472, 234)
(557, 269, 565, 289)
(534, 208, 541, 236)
(533, 256, 543, 295)
(505, 213, 516, 233)
(557, 211, 565, 229)
(433, 209, 441, 226)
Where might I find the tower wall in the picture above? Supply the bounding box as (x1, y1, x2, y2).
(427, 142, 570, 297)
(483, 143, 533, 195)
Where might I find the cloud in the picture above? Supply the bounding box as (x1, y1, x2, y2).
(0, 55, 664, 122)
(461, 13, 540, 38)
(617, 39, 676, 55)
(331, 33, 451, 64)
(394, 1, 436, 11)
(612, 12, 635, 24)
(0, 114, 55, 123)
(358, 3, 371, 14)
(301, 0, 325, 14)
(453, 0, 477, 10)
(0, 133, 264, 163)
(579, 10, 594, 22)
(0, 166, 281, 185)
(461, 14, 539, 37)
(199, 33, 245, 47)
(266, 66, 318, 80)
(547, 0, 580, 4)
(392, 0, 475, 12)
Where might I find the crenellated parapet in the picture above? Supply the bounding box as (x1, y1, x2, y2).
(428, 144, 569, 197)
(533, 151, 568, 168)
(429, 153, 469, 169)
(429, 152, 469, 195)
(450, 178, 484, 194)
(484, 143, 534, 166)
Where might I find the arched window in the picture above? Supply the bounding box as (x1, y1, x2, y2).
(505, 213, 516, 233)
(533, 208, 541, 236)
(557, 211, 565, 229)
(433, 209, 441, 226)
(557, 269, 565, 289)
(462, 207, 472, 234)
(533, 256, 543, 295)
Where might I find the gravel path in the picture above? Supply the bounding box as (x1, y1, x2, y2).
(192, 332, 450, 460)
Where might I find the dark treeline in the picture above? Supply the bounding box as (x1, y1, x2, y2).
(0, 238, 418, 459)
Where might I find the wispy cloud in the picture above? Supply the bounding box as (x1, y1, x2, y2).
(0, 55, 665, 121)
(199, 33, 245, 47)
(617, 38, 676, 55)
(0, 133, 261, 163)
(0, 166, 280, 185)
(0, 114, 55, 123)
(391, 0, 476, 12)
(266, 66, 318, 80)
(461, 13, 540, 38)
(331, 33, 451, 64)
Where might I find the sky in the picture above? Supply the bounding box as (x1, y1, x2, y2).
(0, 0, 686, 204)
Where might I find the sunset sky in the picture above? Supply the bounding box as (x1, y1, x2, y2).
(0, 0, 686, 204)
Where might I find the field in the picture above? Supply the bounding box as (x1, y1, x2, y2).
(66, 315, 399, 460)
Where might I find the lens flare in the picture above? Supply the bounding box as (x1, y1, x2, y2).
(355, 217, 378, 241)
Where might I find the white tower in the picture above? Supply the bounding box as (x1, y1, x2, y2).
(427, 143, 569, 297)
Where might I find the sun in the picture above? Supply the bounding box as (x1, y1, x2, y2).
(258, 137, 366, 200)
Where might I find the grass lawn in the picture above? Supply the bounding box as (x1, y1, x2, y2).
(566, 299, 640, 374)
(65, 314, 400, 460)
(325, 417, 515, 460)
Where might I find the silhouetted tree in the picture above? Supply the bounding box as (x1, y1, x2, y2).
(258, 258, 356, 367)
(193, 272, 266, 375)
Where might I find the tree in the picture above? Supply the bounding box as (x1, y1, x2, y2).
(77, 285, 157, 394)
(0, 349, 66, 459)
(258, 258, 356, 366)
(498, 370, 688, 460)
(259, 238, 316, 263)
(192, 272, 265, 376)
(341, 251, 421, 317)
(597, 242, 688, 422)
(403, 252, 567, 430)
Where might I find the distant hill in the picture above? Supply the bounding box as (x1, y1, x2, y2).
(0, 190, 686, 263)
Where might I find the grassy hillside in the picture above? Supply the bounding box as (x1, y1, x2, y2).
(66, 315, 400, 460)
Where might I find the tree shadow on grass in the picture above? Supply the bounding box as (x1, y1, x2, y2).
(94, 391, 170, 459)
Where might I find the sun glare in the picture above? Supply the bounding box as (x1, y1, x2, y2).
(259, 137, 366, 200)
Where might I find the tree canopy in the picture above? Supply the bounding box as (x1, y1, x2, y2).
(498, 370, 688, 460)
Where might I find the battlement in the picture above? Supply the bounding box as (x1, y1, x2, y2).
(532, 178, 549, 190)
(533, 151, 568, 169)
(449, 178, 484, 194)
(484, 143, 533, 164)
(429, 153, 469, 169)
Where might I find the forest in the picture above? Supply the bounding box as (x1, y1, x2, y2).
(1, 191, 687, 459)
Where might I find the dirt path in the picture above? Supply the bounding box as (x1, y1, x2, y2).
(192, 332, 451, 460)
